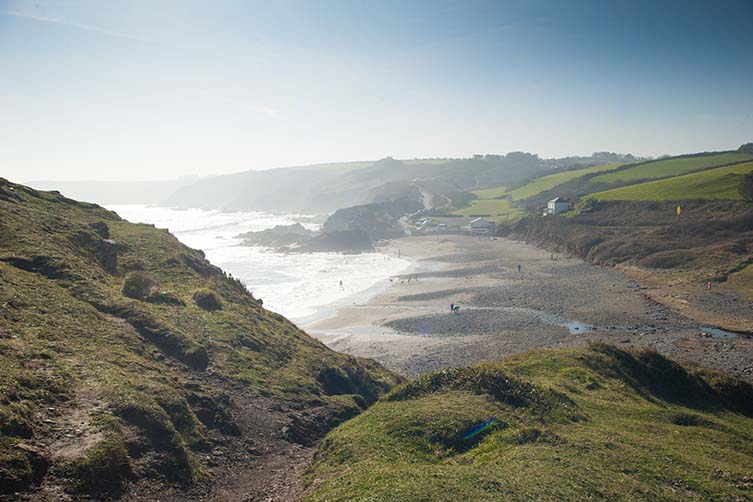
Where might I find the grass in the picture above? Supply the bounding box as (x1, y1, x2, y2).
(471, 186, 508, 199)
(306, 344, 753, 501)
(506, 163, 623, 201)
(452, 190, 524, 222)
(0, 178, 399, 496)
(726, 263, 753, 300)
(590, 152, 753, 185)
(590, 161, 753, 201)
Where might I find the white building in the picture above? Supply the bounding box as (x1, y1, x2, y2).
(545, 197, 570, 216)
(469, 218, 496, 235)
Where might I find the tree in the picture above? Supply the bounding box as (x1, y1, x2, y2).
(738, 142, 753, 154)
(740, 170, 753, 203)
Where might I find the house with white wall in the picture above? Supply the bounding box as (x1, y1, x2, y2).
(544, 197, 570, 215)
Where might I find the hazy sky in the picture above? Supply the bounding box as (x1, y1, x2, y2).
(2, 0, 752, 181)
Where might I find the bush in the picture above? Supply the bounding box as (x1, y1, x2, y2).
(64, 437, 133, 495)
(145, 291, 186, 306)
(192, 289, 223, 311)
(739, 170, 753, 203)
(121, 272, 155, 300)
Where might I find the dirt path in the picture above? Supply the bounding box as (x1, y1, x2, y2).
(304, 235, 753, 380)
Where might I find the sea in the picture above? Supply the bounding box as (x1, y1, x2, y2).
(107, 205, 412, 321)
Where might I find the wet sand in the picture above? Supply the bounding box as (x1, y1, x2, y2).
(303, 235, 753, 380)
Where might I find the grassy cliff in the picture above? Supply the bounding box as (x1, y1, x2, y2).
(0, 178, 399, 498)
(306, 344, 753, 501)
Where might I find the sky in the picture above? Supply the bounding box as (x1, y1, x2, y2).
(1, 0, 752, 182)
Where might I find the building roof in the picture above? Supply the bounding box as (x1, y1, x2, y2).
(470, 217, 494, 225)
(548, 197, 568, 204)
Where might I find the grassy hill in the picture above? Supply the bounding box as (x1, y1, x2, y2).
(590, 161, 753, 201)
(449, 163, 623, 219)
(590, 152, 752, 185)
(166, 154, 548, 214)
(0, 178, 398, 498)
(306, 344, 753, 501)
(506, 162, 624, 201)
(445, 150, 753, 224)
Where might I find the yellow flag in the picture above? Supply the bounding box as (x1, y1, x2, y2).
(676, 205, 681, 216)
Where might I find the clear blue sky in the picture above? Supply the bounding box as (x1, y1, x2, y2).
(1, 0, 752, 181)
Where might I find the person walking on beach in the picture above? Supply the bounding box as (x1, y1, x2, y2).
(517, 264, 522, 273)
(450, 303, 454, 313)
(339, 279, 343, 288)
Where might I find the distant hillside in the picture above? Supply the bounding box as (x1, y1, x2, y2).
(307, 344, 753, 501)
(164, 154, 550, 214)
(165, 161, 373, 213)
(0, 178, 398, 499)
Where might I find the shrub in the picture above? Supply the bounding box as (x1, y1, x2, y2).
(192, 289, 223, 311)
(145, 291, 186, 306)
(739, 170, 753, 203)
(64, 437, 133, 495)
(121, 272, 155, 300)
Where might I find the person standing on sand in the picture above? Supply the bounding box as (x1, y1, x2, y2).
(450, 303, 454, 312)
(339, 280, 343, 288)
(517, 264, 522, 273)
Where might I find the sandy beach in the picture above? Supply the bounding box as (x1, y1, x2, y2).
(303, 235, 753, 380)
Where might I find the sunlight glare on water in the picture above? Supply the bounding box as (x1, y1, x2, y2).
(107, 205, 412, 320)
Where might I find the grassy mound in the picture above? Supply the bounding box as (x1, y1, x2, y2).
(0, 178, 399, 497)
(306, 345, 753, 501)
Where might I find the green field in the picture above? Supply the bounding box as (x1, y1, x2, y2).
(590, 161, 753, 201)
(506, 163, 623, 201)
(472, 185, 508, 199)
(307, 345, 753, 501)
(590, 152, 752, 185)
(452, 197, 524, 221)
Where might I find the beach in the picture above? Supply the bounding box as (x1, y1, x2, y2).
(303, 235, 753, 380)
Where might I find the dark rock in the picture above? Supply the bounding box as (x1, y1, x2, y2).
(238, 223, 316, 248)
(70, 229, 120, 273)
(1, 255, 73, 280)
(323, 201, 411, 240)
(87, 222, 110, 239)
(291, 229, 373, 253)
(146, 291, 186, 306)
